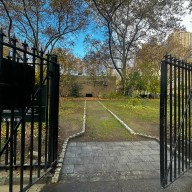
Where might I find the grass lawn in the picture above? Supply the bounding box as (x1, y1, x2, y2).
(58, 98, 85, 152)
(58, 98, 159, 144)
(102, 98, 160, 138)
(74, 101, 144, 142)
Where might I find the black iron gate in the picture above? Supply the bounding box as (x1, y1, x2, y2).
(0, 29, 60, 192)
(160, 54, 192, 187)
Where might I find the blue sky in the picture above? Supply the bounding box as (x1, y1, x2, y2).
(71, 32, 91, 58)
(72, 32, 105, 58)
(71, 23, 105, 58)
(72, 33, 87, 58)
(71, 5, 192, 59)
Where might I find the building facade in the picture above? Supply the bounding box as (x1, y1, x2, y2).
(169, 31, 192, 62)
(171, 31, 192, 48)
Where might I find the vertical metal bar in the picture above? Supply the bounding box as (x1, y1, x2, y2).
(12, 40, 17, 168)
(29, 46, 36, 184)
(0, 28, 4, 68)
(53, 62, 59, 162)
(9, 109, 14, 192)
(20, 110, 25, 192)
(9, 36, 17, 192)
(185, 63, 188, 169)
(160, 58, 167, 187)
(11, 35, 17, 62)
(174, 58, 177, 179)
(48, 55, 59, 164)
(178, 59, 181, 175)
(48, 61, 53, 165)
(181, 60, 184, 171)
(5, 121, 9, 165)
(0, 30, 3, 157)
(0, 30, 3, 160)
(164, 58, 168, 185)
(189, 65, 191, 165)
(45, 53, 50, 170)
(52, 56, 59, 163)
(169, 57, 173, 182)
(0, 111, 1, 164)
(13, 121, 17, 165)
(37, 49, 44, 177)
(20, 41, 28, 192)
(0, 29, 4, 89)
(0, 28, 3, 169)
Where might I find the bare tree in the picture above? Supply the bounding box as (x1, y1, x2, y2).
(0, 0, 13, 42)
(0, 0, 88, 54)
(53, 47, 83, 75)
(83, 51, 106, 76)
(88, 0, 185, 94)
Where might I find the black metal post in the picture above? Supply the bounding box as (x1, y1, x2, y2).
(181, 60, 185, 172)
(188, 65, 191, 164)
(45, 53, 50, 170)
(0, 30, 2, 162)
(48, 55, 59, 164)
(20, 40, 28, 192)
(178, 60, 181, 175)
(29, 46, 36, 184)
(0, 28, 5, 71)
(169, 57, 173, 182)
(160, 57, 168, 187)
(173, 58, 177, 179)
(37, 49, 44, 177)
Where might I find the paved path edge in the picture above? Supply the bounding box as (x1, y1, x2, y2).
(51, 100, 87, 183)
(99, 101, 160, 142)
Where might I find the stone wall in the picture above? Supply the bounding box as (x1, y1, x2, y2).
(60, 75, 116, 97)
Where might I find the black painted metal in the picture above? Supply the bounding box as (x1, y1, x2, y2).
(0, 29, 60, 191)
(160, 54, 192, 188)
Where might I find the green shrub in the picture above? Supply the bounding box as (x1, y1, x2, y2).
(69, 82, 82, 97)
(101, 92, 124, 99)
(127, 97, 141, 106)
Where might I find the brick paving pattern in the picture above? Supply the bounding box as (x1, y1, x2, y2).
(41, 140, 192, 192)
(60, 141, 160, 183)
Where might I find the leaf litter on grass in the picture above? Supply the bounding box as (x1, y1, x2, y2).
(74, 101, 145, 142)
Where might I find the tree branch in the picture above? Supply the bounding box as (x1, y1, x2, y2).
(0, 0, 12, 42)
(22, 0, 38, 50)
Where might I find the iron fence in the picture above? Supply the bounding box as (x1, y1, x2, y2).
(0, 29, 60, 192)
(160, 54, 192, 187)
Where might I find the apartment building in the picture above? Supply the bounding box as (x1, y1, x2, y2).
(171, 31, 192, 48)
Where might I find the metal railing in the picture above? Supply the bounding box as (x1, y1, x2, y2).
(160, 54, 192, 187)
(0, 29, 60, 192)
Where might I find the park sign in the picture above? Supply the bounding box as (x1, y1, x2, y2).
(1, 85, 46, 122)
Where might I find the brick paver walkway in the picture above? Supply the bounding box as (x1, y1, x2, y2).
(41, 140, 192, 192)
(60, 140, 160, 183)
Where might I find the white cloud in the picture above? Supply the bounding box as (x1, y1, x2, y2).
(181, 13, 192, 32)
(181, 1, 192, 32)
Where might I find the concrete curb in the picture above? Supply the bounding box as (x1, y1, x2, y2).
(99, 101, 160, 142)
(51, 100, 87, 183)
